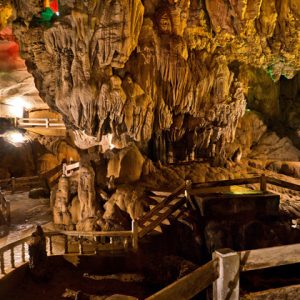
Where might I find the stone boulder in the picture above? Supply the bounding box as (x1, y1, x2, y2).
(107, 144, 145, 183)
(103, 185, 145, 221)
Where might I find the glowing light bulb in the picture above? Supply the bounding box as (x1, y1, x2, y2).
(7, 132, 26, 144)
(8, 96, 31, 109)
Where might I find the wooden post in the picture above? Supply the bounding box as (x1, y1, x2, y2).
(93, 235, 97, 254)
(213, 248, 240, 300)
(260, 174, 267, 192)
(185, 179, 196, 210)
(10, 248, 15, 268)
(49, 236, 53, 255)
(21, 242, 25, 262)
(11, 177, 16, 194)
(64, 235, 69, 254)
(132, 220, 139, 251)
(0, 251, 4, 274)
(79, 236, 83, 255)
(6, 199, 10, 224)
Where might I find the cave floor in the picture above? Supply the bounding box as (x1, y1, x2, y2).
(0, 191, 52, 248)
(1, 255, 155, 300)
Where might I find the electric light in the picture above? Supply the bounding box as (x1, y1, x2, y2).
(7, 96, 31, 109)
(0, 130, 27, 147)
(7, 131, 25, 144)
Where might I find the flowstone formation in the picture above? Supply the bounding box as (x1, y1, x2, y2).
(3, 1, 300, 235)
(5, 0, 300, 162)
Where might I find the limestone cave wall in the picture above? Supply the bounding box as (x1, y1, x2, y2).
(4, 0, 299, 163)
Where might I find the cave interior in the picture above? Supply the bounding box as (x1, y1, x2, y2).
(0, 0, 300, 299)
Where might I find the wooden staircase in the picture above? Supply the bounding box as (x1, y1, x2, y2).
(136, 183, 193, 238)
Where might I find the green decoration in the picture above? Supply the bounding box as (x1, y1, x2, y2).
(40, 7, 55, 22)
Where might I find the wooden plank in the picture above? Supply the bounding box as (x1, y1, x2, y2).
(138, 183, 186, 225)
(146, 259, 219, 300)
(241, 284, 300, 300)
(239, 243, 300, 272)
(192, 177, 261, 190)
(266, 176, 300, 192)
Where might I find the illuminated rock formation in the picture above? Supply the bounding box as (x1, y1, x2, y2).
(7, 0, 300, 164)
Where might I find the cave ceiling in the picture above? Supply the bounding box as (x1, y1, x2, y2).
(0, 26, 48, 111)
(1, 0, 300, 159)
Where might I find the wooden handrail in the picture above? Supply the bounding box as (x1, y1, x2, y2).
(138, 183, 186, 226)
(0, 223, 138, 276)
(265, 176, 300, 192)
(138, 197, 186, 238)
(0, 164, 63, 192)
(239, 243, 300, 272)
(0, 176, 44, 192)
(17, 118, 65, 128)
(146, 258, 219, 300)
(39, 164, 63, 179)
(48, 230, 133, 237)
(191, 176, 261, 189)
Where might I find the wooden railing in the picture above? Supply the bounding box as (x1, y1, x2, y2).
(0, 190, 10, 224)
(146, 243, 300, 300)
(39, 163, 63, 188)
(137, 183, 186, 238)
(62, 162, 80, 177)
(17, 118, 65, 129)
(0, 221, 139, 276)
(213, 243, 300, 300)
(137, 174, 300, 238)
(0, 176, 44, 193)
(0, 164, 63, 192)
(190, 176, 264, 191)
(146, 258, 219, 300)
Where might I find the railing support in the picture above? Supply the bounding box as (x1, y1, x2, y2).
(64, 235, 69, 254)
(213, 248, 240, 300)
(48, 236, 53, 255)
(260, 174, 267, 192)
(79, 236, 83, 254)
(21, 242, 25, 263)
(132, 220, 139, 251)
(6, 199, 11, 224)
(11, 177, 16, 194)
(10, 248, 15, 268)
(185, 179, 196, 210)
(0, 251, 4, 274)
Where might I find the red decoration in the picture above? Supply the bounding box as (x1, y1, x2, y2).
(50, 0, 59, 13)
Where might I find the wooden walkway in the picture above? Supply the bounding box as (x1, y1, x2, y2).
(1, 174, 300, 299)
